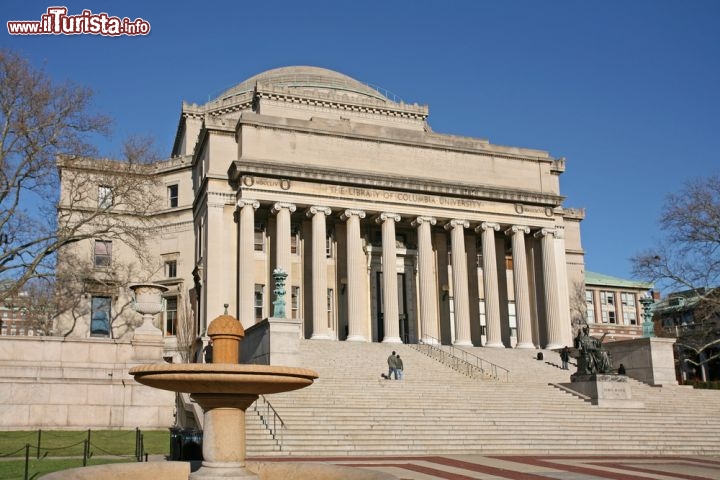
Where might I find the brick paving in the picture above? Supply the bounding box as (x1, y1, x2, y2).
(251, 455, 720, 479)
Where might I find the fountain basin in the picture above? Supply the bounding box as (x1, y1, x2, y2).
(130, 364, 318, 395)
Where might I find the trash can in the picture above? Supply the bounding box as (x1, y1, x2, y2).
(169, 427, 203, 461)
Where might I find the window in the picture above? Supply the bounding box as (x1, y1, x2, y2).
(254, 224, 264, 252)
(325, 234, 333, 258)
(254, 284, 264, 321)
(508, 301, 517, 337)
(626, 310, 637, 325)
(601, 311, 609, 323)
(168, 184, 179, 208)
(291, 233, 298, 255)
(478, 300, 487, 336)
(586, 290, 595, 323)
(94, 240, 112, 268)
(601, 291, 615, 305)
(291, 286, 300, 319)
(98, 185, 113, 208)
(165, 296, 178, 336)
(505, 256, 513, 270)
(621, 292, 635, 307)
(327, 288, 334, 328)
(608, 311, 616, 324)
(165, 260, 177, 278)
(90, 296, 111, 337)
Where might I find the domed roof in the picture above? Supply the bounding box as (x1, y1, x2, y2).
(215, 66, 389, 103)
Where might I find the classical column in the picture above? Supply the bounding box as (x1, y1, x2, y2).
(236, 199, 259, 329)
(377, 213, 402, 343)
(271, 203, 297, 291)
(476, 222, 504, 348)
(412, 216, 439, 344)
(445, 219, 472, 346)
(307, 206, 332, 340)
(535, 228, 563, 349)
(505, 225, 534, 349)
(341, 209, 366, 342)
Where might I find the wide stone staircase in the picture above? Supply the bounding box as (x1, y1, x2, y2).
(245, 339, 720, 457)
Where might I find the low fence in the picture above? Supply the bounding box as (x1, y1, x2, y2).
(0, 428, 153, 480)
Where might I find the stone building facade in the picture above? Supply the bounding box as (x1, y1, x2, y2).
(58, 66, 586, 351)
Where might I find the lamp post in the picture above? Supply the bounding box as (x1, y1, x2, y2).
(640, 295, 655, 338)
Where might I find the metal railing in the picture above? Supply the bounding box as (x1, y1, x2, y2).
(405, 334, 510, 382)
(253, 395, 285, 451)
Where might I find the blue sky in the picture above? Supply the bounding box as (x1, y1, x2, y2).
(3, 1, 719, 287)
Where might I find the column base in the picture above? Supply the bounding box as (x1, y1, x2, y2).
(190, 461, 258, 479)
(310, 333, 332, 340)
(545, 343, 565, 350)
(515, 342, 535, 349)
(382, 336, 403, 344)
(421, 336, 440, 345)
(483, 341, 505, 348)
(345, 335, 367, 342)
(453, 339, 473, 347)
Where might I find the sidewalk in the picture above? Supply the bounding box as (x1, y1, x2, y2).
(249, 454, 720, 480)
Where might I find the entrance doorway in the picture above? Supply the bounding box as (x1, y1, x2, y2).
(375, 272, 409, 342)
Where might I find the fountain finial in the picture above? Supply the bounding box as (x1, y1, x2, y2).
(206, 311, 244, 364)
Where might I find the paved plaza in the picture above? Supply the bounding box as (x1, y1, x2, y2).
(251, 455, 720, 479)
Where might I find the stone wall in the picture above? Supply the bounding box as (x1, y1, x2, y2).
(0, 336, 174, 429)
(604, 337, 678, 386)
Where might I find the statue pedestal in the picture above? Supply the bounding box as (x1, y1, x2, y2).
(563, 374, 644, 408)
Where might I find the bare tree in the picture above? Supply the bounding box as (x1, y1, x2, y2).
(632, 174, 720, 376)
(0, 48, 160, 298)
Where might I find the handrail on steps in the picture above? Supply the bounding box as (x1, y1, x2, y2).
(404, 334, 510, 382)
(253, 394, 285, 451)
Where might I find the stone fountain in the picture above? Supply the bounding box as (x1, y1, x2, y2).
(41, 303, 397, 479)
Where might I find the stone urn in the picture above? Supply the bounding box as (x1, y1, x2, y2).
(129, 283, 168, 336)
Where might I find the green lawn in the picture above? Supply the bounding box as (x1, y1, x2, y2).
(0, 430, 171, 479)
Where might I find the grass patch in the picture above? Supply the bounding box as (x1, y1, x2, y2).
(0, 429, 169, 458)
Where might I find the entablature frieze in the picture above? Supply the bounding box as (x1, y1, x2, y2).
(229, 160, 564, 207)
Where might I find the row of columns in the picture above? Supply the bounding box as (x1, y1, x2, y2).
(235, 199, 566, 349)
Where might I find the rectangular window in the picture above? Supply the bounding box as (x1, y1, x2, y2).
(165, 260, 177, 278)
(327, 288, 334, 328)
(254, 284, 264, 321)
(168, 184, 179, 208)
(326, 234, 333, 258)
(601, 311, 609, 323)
(601, 291, 615, 305)
(621, 292, 635, 307)
(291, 286, 300, 319)
(626, 310, 637, 325)
(505, 256, 513, 270)
(254, 224, 264, 252)
(291, 233, 298, 255)
(508, 301, 517, 337)
(165, 296, 178, 336)
(94, 240, 112, 268)
(609, 311, 616, 324)
(478, 300, 487, 336)
(98, 185, 113, 208)
(90, 296, 111, 337)
(587, 307, 595, 323)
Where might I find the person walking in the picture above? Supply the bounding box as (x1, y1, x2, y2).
(387, 351, 398, 380)
(560, 346, 570, 370)
(396, 354, 404, 380)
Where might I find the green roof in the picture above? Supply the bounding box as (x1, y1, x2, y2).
(585, 271, 653, 290)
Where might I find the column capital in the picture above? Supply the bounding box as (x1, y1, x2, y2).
(534, 227, 557, 239)
(376, 212, 401, 224)
(306, 206, 331, 217)
(504, 225, 531, 236)
(271, 202, 297, 215)
(444, 219, 469, 231)
(236, 199, 260, 209)
(475, 222, 500, 234)
(340, 209, 366, 221)
(411, 216, 436, 227)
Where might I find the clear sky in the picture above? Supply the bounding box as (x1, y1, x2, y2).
(3, 1, 719, 287)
